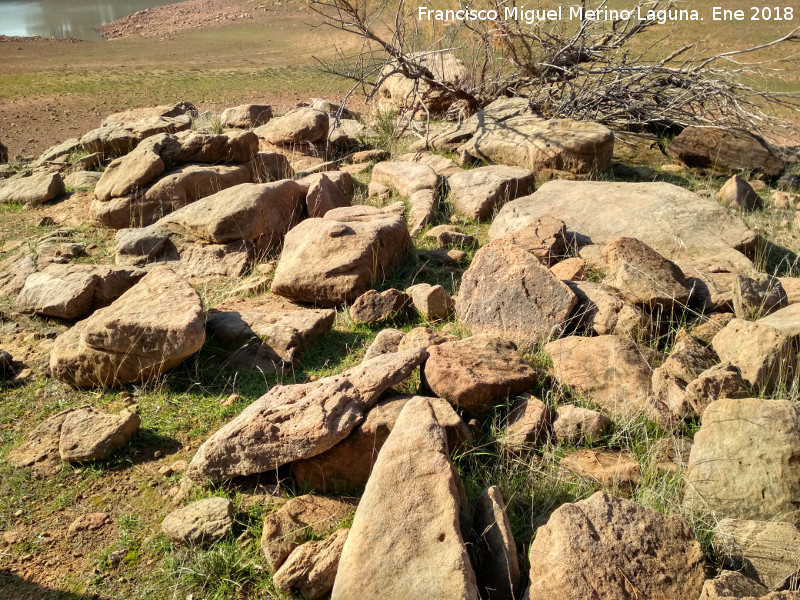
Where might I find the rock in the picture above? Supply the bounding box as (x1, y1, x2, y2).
(456, 239, 577, 346)
(64, 171, 102, 190)
(260, 495, 353, 570)
(550, 257, 586, 281)
(524, 492, 705, 599)
(718, 175, 763, 211)
(734, 274, 788, 320)
(564, 281, 648, 337)
(407, 188, 438, 234)
(162, 497, 234, 546)
(206, 297, 335, 371)
(310, 98, 358, 119)
(254, 108, 329, 145)
(545, 335, 657, 419)
(699, 570, 769, 600)
(423, 336, 537, 414)
(714, 519, 800, 591)
(93, 134, 168, 202)
(772, 190, 797, 210)
(757, 303, 800, 341)
(560, 449, 641, 489)
(398, 326, 456, 351)
(406, 283, 454, 321)
(349, 288, 409, 325)
(68, 512, 111, 533)
(473, 486, 520, 600)
(446, 166, 536, 221)
(49, 266, 205, 387)
(397, 152, 463, 177)
(7, 408, 73, 474)
(552, 404, 611, 445)
(0, 172, 65, 206)
(292, 396, 471, 493)
(273, 528, 348, 600)
(684, 398, 800, 524)
(36, 138, 82, 164)
(350, 149, 389, 163)
(102, 102, 196, 127)
(220, 104, 273, 128)
(168, 129, 259, 164)
(685, 363, 748, 419)
(80, 114, 191, 157)
(371, 161, 438, 196)
(601, 237, 690, 308)
(331, 397, 479, 600)
(425, 225, 477, 249)
(489, 181, 757, 275)
(271, 205, 412, 306)
(368, 181, 392, 200)
(16, 264, 145, 319)
(328, 118, 366, 150)
(660, 329, 718, 383)
(58, 407, 141, 461)
(502, 396, 551, 450)
(650, 367, 692, 426)
(305, 172, 351, 218)
(362, 328, 404, 361)
(667, 126, 784, 176)
(711, 318, 796, 392)
(423, 248, 468, 266)
(457, 116, 614, 174)
(495, 216, 567, 265)
(247, 151, 293, 182)
(692, 312, 736, 344)
(185, 349, 427, 483)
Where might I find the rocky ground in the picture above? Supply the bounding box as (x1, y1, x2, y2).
(1, 94, 800, 600)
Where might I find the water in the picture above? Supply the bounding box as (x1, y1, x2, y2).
(0, 0, 178, 41)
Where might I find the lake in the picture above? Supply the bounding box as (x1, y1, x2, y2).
(0, 0, 177, 41)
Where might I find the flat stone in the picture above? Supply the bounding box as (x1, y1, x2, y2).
(496, 216, 567, 265)
(698, 571, 769, 600)
(162, 497, 234, 546)
(58, 407, 141, 462)
(564, 281, 647, 337)
(220, 104, 273, 128)
(447, 165, 536, 221)
(502, 396, 552, 450)
(560, 449, 641, 489)
(362, 328, 404, 362)
(0, 172, 65, 206)
(254, 108, 329, 145)
(668, 126, 784, 176)
(349, 288, 410, 325)
(552, 404, 611, 445)
(273, 528, 348, 600)
(685, 363, 748, 419)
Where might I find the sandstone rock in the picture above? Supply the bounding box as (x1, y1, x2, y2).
(423, 248, 468, 266)
(502, 396, 551, 450)
(495, 216, 567, 265)
(372, 161, 438, 196)
(525, 491, 704, 599)
(350, 149, 389, 163)
(457, 116, 614, 174)
(561, 449, 641, 489)
(699, 570, 769, 600)
(425, 225, 477, 249)
(36, 138, 82, 164)
(650, 367, 692, 426)
(254, 108, 329, 145)
(685, 363, 748, 418)
(162, 497, 234, 546)
(447, 166, 536, 221)
(375, 52, 467, 116)
(423, 336, 537, 414)
(473, 486, 520, 600)
(408, 188, 438, 234)
(0, 172, 65, 206)
(406, 283, 453, 321)
(349, 288, 409, 325)
(718, 175, 763, 211)
(81, 114, 191, 157)
(758, 303, 800, 341)
(564, 281, 647, 337)
(660, 329, 718, 383)
(711, 318, 796, 392)
(692, 312, 736, 344)
(206, 297, 335, 370)
(310, 98, 358, 119)
(328, 118, 366, 150)
(68, 512, 111, 533)
(602, 236, 690, 308)
(368, 181, 392, 199)
(489, 181, 757, 275)
(261, 495, 352, 570)
(292, 395, 471, 493)
(772, 190, 797, 209)
(7, 408, 74, 474)
(64, 171, 102, 190)
(58, 407, 141, 462)
(456, 239, 577, 345)
(684, 398, 800, 524)
(247, 151, 293, 182)
(167, 129, 259, 164)
(0, 250, 36, 300)
(552, 404, 611, 445)
(305, 172, 351, 218)
(331, 397, 480, 600)
(271, 206, 412, 306)
(186, 349, 427, 483)
(397, 326, 456, 351)
(0, 349, 13, 380)
(545, 335, 657, 418)
(362, 328, 404, 361)
(714, 519, 800, 590)
(16, 264, 145, 319)
(93, 134, 168, 202)
(668, 126, 784, 176)
(734, 274, 788, 320)
(397, 152, 463, 176)
(550, 257, 586, 281)
(273, 528, 348, 599)
(49, 266, 205, 387)
(220, 104, 273, 128)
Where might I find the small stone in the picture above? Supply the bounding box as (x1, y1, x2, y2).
(552, 405, 611, 445)
(162, 497, 234, 546)
(349, 288, 410, 325)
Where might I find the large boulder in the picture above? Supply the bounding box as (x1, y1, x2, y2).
(447, 165, 536, 221)
(371, 161, 438, 234)
(271, 205, 413, 306)
(292, 395, 470, 493)
(684, 398, 800, 525)
(220, 104, 273, 129)
(254, 108, 329, 145)
(49, 266, 205, 387)
(161, 497, 234, 546)
(16, 264, 145, 319)
(457, 116, 614, 174)
(80, 114, 192, 157)
(375, 52, 467, 116)
(456, 239, 577, 346)
(185, 349, 427, 484)
(489, 181, 757, 275)
(205, 297, 335, 371)
(545, 335, 658, 418)
(668, 126, 784, 176)
(0, 172, 65, 206)
(524, 492, 705, 599)
(332, 398, 480, 600)
(423, 336, 537, 414)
